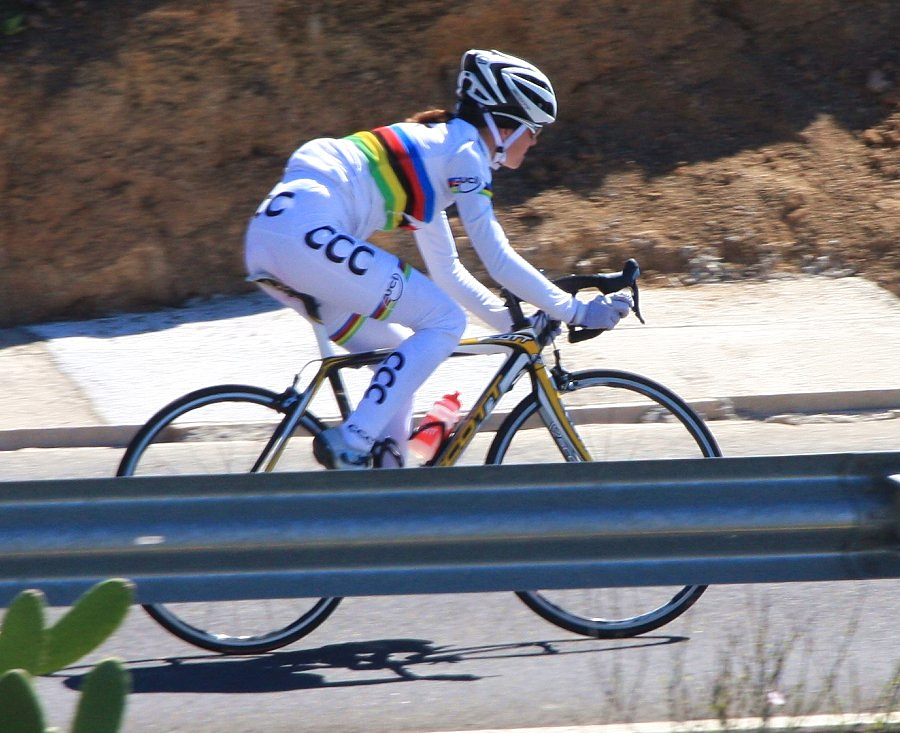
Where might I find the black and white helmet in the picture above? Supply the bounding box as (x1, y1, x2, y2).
(456, 49, 557, 131)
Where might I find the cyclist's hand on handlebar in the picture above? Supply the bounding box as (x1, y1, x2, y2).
(572, 292, 633, 330)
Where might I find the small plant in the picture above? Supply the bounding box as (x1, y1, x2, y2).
(0, 579, 134, 733)
(0, 579, 133, 676)
(0, 659, 129, 733)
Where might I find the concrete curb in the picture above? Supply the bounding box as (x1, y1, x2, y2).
(2, 388, 897, 452)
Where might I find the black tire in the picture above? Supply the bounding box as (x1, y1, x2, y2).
(117, 384, 341, 654)
(486, 369, 720, 638)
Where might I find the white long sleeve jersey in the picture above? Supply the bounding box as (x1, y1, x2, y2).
(282, 117, 579, 332)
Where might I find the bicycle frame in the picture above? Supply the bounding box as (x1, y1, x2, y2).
(433, 331, 590, 466)
(253, 325, 591, 472)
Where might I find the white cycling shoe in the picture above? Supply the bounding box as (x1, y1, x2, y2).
(312, 427, 372, 470)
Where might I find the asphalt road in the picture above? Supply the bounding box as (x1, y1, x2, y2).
(31, 578, 900, 733)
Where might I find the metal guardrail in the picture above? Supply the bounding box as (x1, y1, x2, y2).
(0, 452, 898, 606)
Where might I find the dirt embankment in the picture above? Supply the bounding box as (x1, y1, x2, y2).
(0, 1, 897, 327)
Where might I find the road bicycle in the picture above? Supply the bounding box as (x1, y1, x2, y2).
(117, 259, 721, 654)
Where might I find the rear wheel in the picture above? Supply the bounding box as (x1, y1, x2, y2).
(487, 369, 720, 638)
(117, 384, 341, 654)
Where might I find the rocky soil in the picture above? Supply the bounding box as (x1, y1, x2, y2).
(0, 0, 897, 327)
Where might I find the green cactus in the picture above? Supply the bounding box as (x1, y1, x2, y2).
(0, 579, 133, 677)
(0, 659, 130, 733)
(0, 590, 45, 675)
(0, 579, 134, 733)
(37, 579, 134, 676)
(0, 669, 46, 733)
(71, 659, 130, 733)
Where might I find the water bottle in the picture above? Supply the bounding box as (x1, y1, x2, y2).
(409, 391, 462, 462)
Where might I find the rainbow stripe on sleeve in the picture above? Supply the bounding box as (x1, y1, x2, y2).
(345, 125, 436, 230)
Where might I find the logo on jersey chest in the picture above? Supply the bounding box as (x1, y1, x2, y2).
(448, 176, 483, 194)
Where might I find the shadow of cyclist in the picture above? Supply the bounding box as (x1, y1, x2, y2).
(60, 634, 687, 694)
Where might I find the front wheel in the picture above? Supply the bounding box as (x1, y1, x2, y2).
(486, 369, 721, 638)
(117, 384, 341, 654)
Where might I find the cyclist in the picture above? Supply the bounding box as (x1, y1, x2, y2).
(245, 48, 632, 469)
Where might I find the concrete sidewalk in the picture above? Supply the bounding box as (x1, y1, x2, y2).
(1, 276, 898, 451)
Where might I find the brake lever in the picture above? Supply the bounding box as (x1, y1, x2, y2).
(618, 258, 645, 324)
(630, 279, 645, 325)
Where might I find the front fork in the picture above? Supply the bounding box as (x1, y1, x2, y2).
(251, 387, 316, 473)
(533, 363, 592, 463)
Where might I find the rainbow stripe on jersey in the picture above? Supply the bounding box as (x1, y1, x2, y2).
(345, 125, 436, 230)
